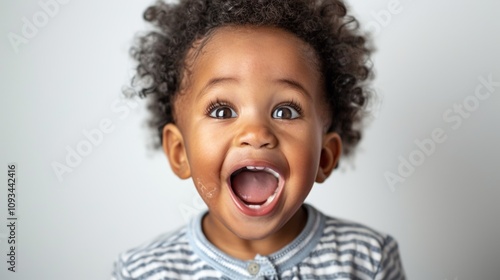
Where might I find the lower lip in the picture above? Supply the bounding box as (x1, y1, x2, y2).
(228, 178, 284, 217)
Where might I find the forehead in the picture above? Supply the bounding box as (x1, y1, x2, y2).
(202, 26, 318, 63)
(174, 26, 326, 122)
(188, 26, 321, 82)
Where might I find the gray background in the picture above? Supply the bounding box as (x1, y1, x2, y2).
(1, 0, 499, 279)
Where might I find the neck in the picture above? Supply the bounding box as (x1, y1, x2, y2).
(202, 206, 308, 260)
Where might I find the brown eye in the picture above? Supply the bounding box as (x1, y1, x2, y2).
(209, 107, 237, 119)
(272, 106, 300, 119)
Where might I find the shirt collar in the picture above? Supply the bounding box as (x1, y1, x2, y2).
(187, 204, 325, 279)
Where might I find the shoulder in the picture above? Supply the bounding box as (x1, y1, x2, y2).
(312, 208, 406, 279)
(321, 214, 390, 250)
(112, 226, 199, 280)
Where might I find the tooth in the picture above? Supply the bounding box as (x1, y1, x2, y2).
(248, 204, 261, 209)
(265, 193, 276, 205)
(264, 168, 279, 178)
(255, 166, 265, 170)
(246, 166, 255, 170)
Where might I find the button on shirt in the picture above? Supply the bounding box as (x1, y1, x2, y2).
(112, 204, 406, 279)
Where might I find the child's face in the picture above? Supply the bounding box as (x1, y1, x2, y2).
(163, 26, 341, 243)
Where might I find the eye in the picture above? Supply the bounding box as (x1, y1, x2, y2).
(272, 105, 301, 119)
(208, 106, 237, 119)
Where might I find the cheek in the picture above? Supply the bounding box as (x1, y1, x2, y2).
(185, 124, 214, 156)
(284, 130, 322, 177)
(188, 127, 226, 163)
(195, 177, 218, 201)
(185, 126, 227, 200)
(297, 148, 321, 180)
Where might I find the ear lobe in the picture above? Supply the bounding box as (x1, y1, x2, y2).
(315, 132, 342, 183)
(162, 123, 191, 179)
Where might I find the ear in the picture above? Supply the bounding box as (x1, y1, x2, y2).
(162, 123, 191, 179)
(315, 132, 342, 183)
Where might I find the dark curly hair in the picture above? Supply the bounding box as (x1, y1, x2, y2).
(129, 0, 373, 157)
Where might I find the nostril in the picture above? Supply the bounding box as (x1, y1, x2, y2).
(259, 142, 271, 148)
(239, 138, 275, 149)
(241, 141, 251, 146)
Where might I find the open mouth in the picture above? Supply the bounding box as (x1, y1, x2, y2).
(229, 166, 282, 211)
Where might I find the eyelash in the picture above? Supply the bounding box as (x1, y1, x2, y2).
(205, 99, 233, 116)
(276, 100, 303, 116)
(204, 99, 303, 117)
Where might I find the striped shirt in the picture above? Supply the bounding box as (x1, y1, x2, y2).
(112, 204, 405, 279)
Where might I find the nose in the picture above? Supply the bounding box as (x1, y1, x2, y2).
(234, 120, 278, 149)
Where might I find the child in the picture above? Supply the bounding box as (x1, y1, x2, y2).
(113, 0, 405, 279)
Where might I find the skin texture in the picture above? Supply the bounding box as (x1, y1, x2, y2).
(163, 26, 342, 260)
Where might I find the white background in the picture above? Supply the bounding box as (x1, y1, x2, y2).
(1, 0, 499, 279)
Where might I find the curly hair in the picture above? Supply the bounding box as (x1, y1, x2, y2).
(130, 0, 373, 157)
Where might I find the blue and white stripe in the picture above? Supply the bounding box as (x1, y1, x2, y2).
(112, 204, 405, 279)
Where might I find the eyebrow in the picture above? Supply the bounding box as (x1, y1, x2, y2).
(199, 77, 239, 98)
(275, 78, 312, 100)
(198, 77, 312, 99)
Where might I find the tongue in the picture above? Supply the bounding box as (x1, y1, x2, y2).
(231, 170, 278, 204)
